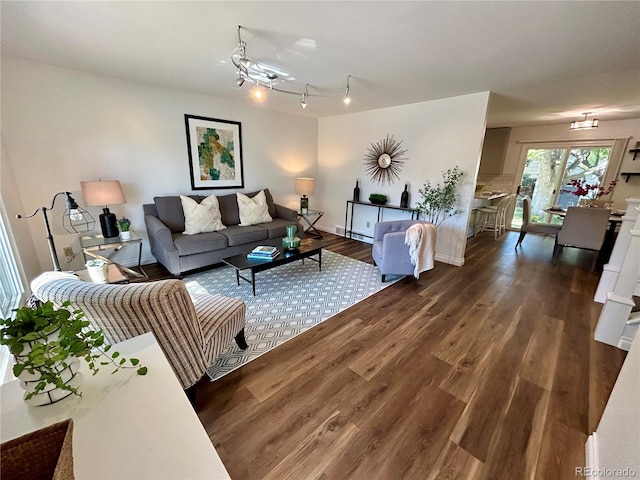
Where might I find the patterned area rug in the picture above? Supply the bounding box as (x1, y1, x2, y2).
(183, 250, 399, 381)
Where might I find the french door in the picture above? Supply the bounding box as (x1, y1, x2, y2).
(512, 145, 613, 228)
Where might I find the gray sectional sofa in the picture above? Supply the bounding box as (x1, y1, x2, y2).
(143, 189, 301, 276)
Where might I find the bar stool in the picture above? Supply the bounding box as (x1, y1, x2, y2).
(475, 194, 513, 240)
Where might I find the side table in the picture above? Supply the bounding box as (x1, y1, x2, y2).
(298, 210, 324, 239)
(80, 234, 147, 280)
(75, 264, 128, 284)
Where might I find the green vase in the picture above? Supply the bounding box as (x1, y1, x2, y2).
(282, 224, 300, 250)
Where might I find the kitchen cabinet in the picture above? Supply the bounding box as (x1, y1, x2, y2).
(479, 127, 511, 174)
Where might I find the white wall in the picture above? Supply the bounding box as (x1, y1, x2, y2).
(318, 92, 490, 265)
(502, 119, 640, 208)
(1, 58, 318, 279)
(1, 140, 40, 286)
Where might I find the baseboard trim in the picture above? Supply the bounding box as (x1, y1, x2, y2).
(435, 253, 465, 267)
(585, 433, 599, 480)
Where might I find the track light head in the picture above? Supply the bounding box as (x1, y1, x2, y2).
(344, 75, 351, 105)
(236, 76, 245, 87)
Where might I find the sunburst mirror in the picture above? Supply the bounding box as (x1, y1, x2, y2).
(363, 134, 408, 185)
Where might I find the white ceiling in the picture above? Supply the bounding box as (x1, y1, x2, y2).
(2, 1, 639, 127)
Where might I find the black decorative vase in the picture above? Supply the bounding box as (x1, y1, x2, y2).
(400, 184, 409, 208)
(353, 181, 360, 202)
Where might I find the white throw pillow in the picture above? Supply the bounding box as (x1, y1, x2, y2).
(237, 190, 273, 226)
(180, 194, 226, 235)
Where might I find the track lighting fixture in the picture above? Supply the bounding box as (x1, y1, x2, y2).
(344, 75, 351, 105)
(231, 25, 353, 109)
(253, 80, 263, 100)
(236, 68, 245, 87)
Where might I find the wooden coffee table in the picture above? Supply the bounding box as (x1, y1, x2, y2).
(222, 238, 328, 295)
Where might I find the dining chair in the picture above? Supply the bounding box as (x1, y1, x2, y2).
(515, 196, 562, 248)
(552, 206, 611, 270)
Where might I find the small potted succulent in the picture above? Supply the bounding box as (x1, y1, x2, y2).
(368, 193, 388, 205)
(118, 217, 131, 240)
(0, 300, 147, 406)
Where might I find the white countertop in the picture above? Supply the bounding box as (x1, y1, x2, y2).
(1, 332, 231, 480)
(474, 192, 508, 200)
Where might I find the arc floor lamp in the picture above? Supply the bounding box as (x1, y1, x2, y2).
(17, 192, 94, 271)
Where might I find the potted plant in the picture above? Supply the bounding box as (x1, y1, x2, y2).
(369, 193, 388, 205)
(562, 178, 618, 206)
(85, 258, 109, 283)
(415, 166, 464, 226)
(118, 217, 131, 240)
(0, 300, 147, 406)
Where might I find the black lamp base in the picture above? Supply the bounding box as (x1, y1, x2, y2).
(99, 207, 119, 238)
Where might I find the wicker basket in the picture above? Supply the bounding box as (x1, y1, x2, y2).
(1, 418, 74, 480)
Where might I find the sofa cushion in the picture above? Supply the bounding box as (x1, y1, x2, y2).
(237, 191, 273, 226)
(217, 189, 277, 226)
(219, 225, 268, 246)
(173, 231, 228, 256)
(180, 194, 226, 234)
(258, 218, 299, 239)
(155, 195, 203, 233)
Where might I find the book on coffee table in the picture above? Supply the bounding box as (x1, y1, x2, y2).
(247, 251, 280, 261)
(249, 246, 279, 257)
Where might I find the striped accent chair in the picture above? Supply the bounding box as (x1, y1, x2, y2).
(31, 272, 246, 389)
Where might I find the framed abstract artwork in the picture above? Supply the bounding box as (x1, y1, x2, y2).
(184, 114, 244, 190)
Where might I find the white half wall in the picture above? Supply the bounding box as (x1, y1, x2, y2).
(1, 57, 318, 280)
(318, 92, 490, 265)
(586, 331, 640, 477)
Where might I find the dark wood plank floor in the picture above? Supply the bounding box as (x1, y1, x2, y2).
(186, 231, 626, 479)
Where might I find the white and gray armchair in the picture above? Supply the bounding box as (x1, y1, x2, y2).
(31, 272, 246, 389)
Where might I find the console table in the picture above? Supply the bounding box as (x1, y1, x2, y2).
(0, 333, 231, 479)
(344, 200, 419, 240)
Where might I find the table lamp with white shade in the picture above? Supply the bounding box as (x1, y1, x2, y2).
(81, 180, 127, 238)
(295, 177, 315, 214)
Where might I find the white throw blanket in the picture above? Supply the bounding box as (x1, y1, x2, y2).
(404, 223, 437, 278)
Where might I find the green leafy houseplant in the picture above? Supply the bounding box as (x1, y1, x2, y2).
(369, 193, 388, 205)
(415, 166, 464, 226)
(117, 217, 131, 232)
(0, 301, 147, 400)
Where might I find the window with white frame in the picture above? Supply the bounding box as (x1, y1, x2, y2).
(0, 202, 24, 384)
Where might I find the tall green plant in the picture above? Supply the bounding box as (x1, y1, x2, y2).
(415, 167, 464, 226)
